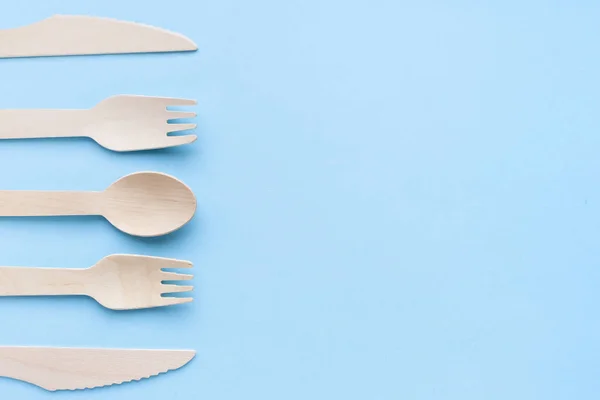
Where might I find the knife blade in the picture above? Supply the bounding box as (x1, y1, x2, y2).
(0, 346, 195, 391)
(0, 15, 197, 58)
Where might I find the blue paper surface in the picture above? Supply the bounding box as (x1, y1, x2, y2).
(1, 1, 599, 399)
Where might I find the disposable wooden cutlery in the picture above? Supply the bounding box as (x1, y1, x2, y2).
(0, 171, 196, 237)
(0, 346, 195, 391)
(0, 15, 197, 58)
(0, 255, 193, 310)
(0, 95, 197, 152)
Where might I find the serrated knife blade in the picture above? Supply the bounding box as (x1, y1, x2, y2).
(0, 15, 197, 58)
(0, 346, 195, 391)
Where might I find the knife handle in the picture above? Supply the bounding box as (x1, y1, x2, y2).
(0, 109, 88, 139)
(0, 267, 90, 296)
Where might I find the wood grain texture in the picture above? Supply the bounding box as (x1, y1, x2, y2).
(0, 347, 195, 391)
(0, 172, 196, 237)
(0, 15, 197, 58)
(0, 254, 193, 309)
(0, 95, 197, 152)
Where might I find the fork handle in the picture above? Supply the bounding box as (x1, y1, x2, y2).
(0, 267, 88, 296)
(0, 109, 89, 139)
(0, 191, 101, 216)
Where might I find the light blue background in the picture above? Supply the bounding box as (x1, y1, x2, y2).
(1, 1, 599, 399)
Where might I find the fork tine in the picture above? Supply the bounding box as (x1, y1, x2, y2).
(168, 123, 197, 133)
(169, 135, 198, 146)
(157, 135, 197, 149)
(152, 97, 197, 107)
(167, 98, 197, 107)
(161, 271, 193, 281)
(163, 135, 197, 148)
(162, 285, 194, 294)
(160, 297, 193, 306)
(148, 257, 193, 269)
(167, 111, 196, 120)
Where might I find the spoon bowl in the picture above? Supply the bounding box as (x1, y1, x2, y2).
(102, 172, 196, 237)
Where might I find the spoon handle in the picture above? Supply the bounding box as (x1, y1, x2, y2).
(0, 191, 100, 216)
(0, 109, 88, 139)
(0, 267, 88, 296)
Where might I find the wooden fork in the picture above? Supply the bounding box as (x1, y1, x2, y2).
(0, 95, 197, 152)
(0, 255, 193, 310)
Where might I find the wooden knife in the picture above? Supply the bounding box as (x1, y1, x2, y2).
(0, 15, 197, 58)
(0, 346, 195, 391)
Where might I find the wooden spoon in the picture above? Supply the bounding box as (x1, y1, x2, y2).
(0, 172, 196, 237)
